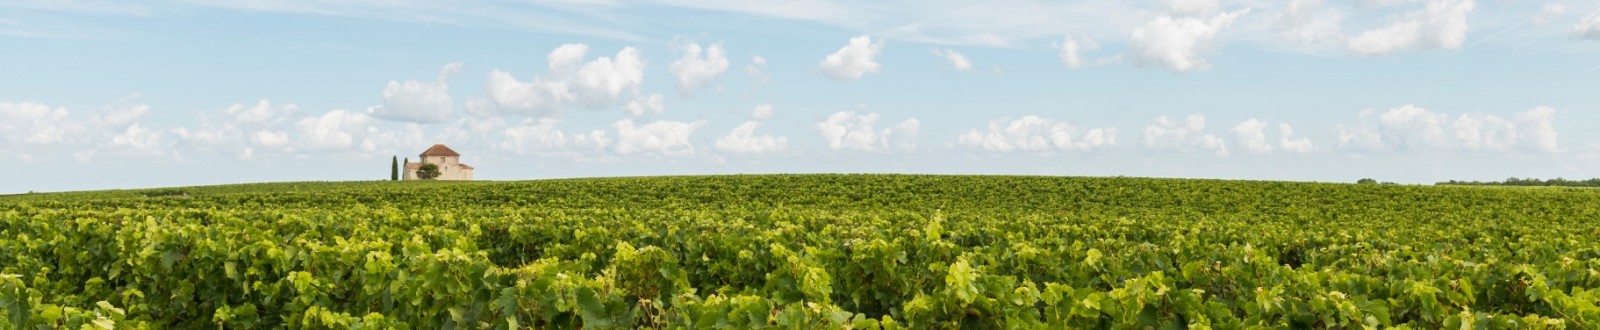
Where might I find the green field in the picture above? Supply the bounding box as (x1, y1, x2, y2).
(2, 175, 1598, 329)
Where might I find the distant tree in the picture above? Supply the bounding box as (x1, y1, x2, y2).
(1436, 177, 1600, 188)
(403, 157, 409, 180)
(391, 156, 399, 181)
(1357, 178, 1378, 185)
(417, 163, 441, 180)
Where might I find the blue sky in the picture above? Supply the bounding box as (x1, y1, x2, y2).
(3, 0, 1600, 193)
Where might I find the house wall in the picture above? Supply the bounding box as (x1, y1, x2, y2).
(438, 166, 472, 180)
(407, 156, 472, 181)
(432, 156, 457, 166)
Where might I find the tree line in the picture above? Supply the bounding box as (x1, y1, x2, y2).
(1436, 177, 1600, 187)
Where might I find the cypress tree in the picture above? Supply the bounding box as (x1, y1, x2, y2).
(391, 156, 399, 181)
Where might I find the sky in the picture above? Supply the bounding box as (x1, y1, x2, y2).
(3, 0, 1600, 193)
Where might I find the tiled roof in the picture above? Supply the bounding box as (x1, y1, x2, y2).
(419, 144, 461, 157)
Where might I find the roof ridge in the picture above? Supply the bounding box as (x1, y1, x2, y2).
(419, 144, 461, 157)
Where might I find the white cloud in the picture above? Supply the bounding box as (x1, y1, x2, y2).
(252, 130, 290, 148)
(1230, 119, 1314, 154)
(498, 118, 610, 155)
(1536, 4, 1567, 25)
(1357, 0, 1410, 8)
(463, 97, 495, 117)
(571, 47, 646, 107)
(626, 94, 664, 117)
(95, 102, 149, 128)
(0, 101, 76, 147)
(173, 100, 300, 157)
(930, 48, 972, 71)
(364, 123, 428, 156)
(751, 104, 774, 120)
(1335, 105, 1559, 153)
(819, 35, 884, 80)
(1162, 0, 1219, 17)
(368, 62, 461, 123)
(1128, 9, 1249, 72)
(956, 115, 1118, 152)
(817, 111, 881, 151)
(103, 123, 164, 156)
(1231, 119, 1273, 153)
(612, 118, 707, 156)
(1347, 0, 1475, 54)
(485, 69, 566, 117)
(485, 44, 646, 116)
(1272, 0, 1344, 48)
(716, 121, 788, 154)
(295, 109, 373, 151)
(746, 55, 769, 85)
(1577, 10, 1600, 40)
(887, 118, 921, 151)
(669, 41, 729, 96)
(1, 99, 170, 161)
(1057, 37, 1098, 69)
(815, 111, 918, 151)
(1143, 114, 1229, 155)
(225, 99, 298, 127)
(1278, 123, 1314, 153)
(1514, 107, 1558, 153)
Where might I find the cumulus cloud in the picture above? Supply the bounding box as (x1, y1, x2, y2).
(172, 100, 299, 157)
(1511, 107, 1558, 152)
(1577, 10, 1600, 40)
(1162, 0, 1220, 17)
(626, 94, 664, 117)
(716, 121, 788, 154)
(887, 119, 921, 151)
(1, 99, 169, 161)
(498, 118, 610, 156)
(956, 116, 1118, 152)
(170, 100, 405, 159)
(1231, 119, 1273, 153)
(815, 111, 919, 151)
(930, 48, 972, 71)
(0, 101, 76, 148)
(1230, 119, 1314, 154)
(1335, 105, 1559, 153)
(295, 109, 374, 152)
(751, 104, 774, 120)
(1129, 9, 1250, 72)
(669, 41, 729, 96)
(1347, 0, 1475, 54)
(1057, 37, 1098, 69)
(1143, 114, 1229, 155)
(103, 123, 164, 156)
(485, 44, 646, 116)
(367, 62, 461, 123)
(612, 118, 707, 156)
(819, 35, 884, 80)
(746, 55, 769, 85)
(1272, 0, 1344, 47)
(1277, 123, 1314, 153)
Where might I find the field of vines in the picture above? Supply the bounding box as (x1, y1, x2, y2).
(2, 174, 1599, 329)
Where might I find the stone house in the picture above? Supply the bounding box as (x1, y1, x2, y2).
(404, 144, 474, 180)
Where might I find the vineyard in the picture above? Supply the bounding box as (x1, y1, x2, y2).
(2, 174, 1598, 329)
